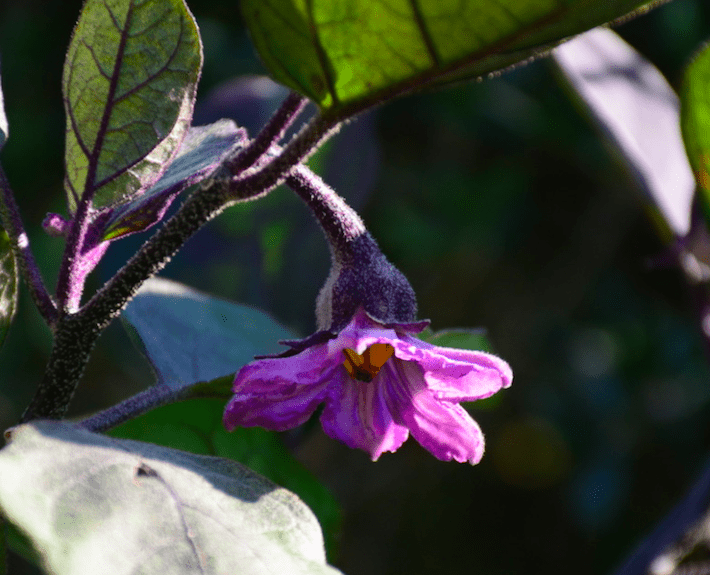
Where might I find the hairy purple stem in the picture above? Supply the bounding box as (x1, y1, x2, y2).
(21, 113, 341, 422)
(79, 384, 180, 433)
(0, 166, 58, 326)
(229, 91, 308, 173)
(286, 162, 366, 259)
(54, 190, 93, 313)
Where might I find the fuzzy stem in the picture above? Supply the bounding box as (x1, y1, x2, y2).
(229, 92, 308, 173)
(54, 188, 93, 313)
(21, 113, 341, 422)
(79, 384, 180, 433)
(285, 162, 366, 259)
(0, 166, 58, 326)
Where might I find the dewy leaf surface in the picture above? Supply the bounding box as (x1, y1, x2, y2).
(554, 27, 695, 238)
(121, 277, 295, 390)
(0, 228, 18, 351)
(0, 420, 342, 575)
(681, 42, 710, 212)
(63, 0, 202, 212)
(241, 0, 659, 116)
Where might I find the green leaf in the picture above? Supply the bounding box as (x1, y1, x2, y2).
(241, 0, 658, 117)
(121, 277, 296, 390)
(420, 327, 492, 353)
(681, 41, 710, 212)
(0, 420, 343, 575)
(110, 398, 342, 560)
(63, 0, 202, 212)
(0, 228, 17, 351)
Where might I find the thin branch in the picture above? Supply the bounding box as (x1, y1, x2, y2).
(79, 384, 180, 433)
(21, 112, 342, 422)
(0, 166, 58, 326)
(228, 91, 308, 173)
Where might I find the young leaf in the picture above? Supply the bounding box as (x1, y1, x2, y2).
(110, 398, 342, 560)
(121, 277, 295, 390)
(0, 420, 342, 575)
(0, 228, 17, 350)
(63, 0, 202, 212)
(102, 119, 247, 240)
(681, 42, 710, 217)
(241, 0, 659, 117)
(554, 27, 695, 238)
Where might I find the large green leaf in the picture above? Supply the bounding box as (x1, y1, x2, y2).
(681, 42, 710, 214)
(121, 277, 295, 390)
(63, 0, 202, 212)
(0, 420, 342, 575)
(0, 228, 17, 351)
(241, 0, 658, 117)
(110, 398, 342, 560)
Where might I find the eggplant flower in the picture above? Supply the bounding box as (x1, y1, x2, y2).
(224, 308, 512, 464)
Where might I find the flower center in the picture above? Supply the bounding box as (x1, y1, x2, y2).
(342, 343, 395, 382)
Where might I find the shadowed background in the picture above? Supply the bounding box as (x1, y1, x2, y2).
(1, 0, 710, 573)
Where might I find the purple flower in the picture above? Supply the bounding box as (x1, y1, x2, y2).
(224, 308, 512, 464)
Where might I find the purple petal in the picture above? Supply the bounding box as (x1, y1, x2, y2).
(385, 360, 486, 464)
(393, 336, 512, 402)
(223, 342, 341, 431)
(320, 368, 409, 461)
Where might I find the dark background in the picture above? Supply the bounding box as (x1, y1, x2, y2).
(2, 0, 710, 573)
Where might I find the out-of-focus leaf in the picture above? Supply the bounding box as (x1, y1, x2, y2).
(554, 27, 695, 238)
(241, 0, 659, 117)
(63, 0, 202, 212)
(121, 277, 295, 390)
(0, 61, 7, 150)
(102, 119, 247, 240)
(110, 398, 342, 560)
(681, 42, 710, 220)
(0, 420, 342, 575)
(421, 328, 492, 353)
(0, 228, 17, 350)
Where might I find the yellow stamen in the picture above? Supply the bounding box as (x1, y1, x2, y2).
(342, 343, 395, 382)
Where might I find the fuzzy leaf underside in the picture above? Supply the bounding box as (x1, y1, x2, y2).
(241, 0, 660, 117)
(62, 0, 202, 212)
(0, 421, 341, 575)
(121, 277, 295, 390)
(554, 27, 695, 238)
(102, 119, 247, 240)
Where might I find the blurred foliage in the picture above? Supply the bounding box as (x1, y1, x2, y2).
(2, 0, 710, 574)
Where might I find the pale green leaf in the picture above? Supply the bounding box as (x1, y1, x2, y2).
(242, 0, 660, 117)
(681, 41, 710, 211)
(63, 0, 202, 211)
(0, 420, 343, 575)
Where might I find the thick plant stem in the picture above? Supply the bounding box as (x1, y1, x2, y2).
(229, 91, 308, 173)
(21, 113, 341, 422)
(0, 166, 58, 327)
